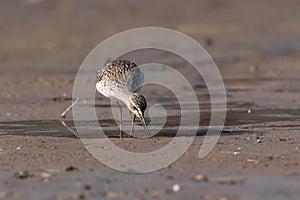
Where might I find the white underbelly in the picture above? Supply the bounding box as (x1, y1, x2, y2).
(96, 82, 113, 98)
(96, 81, 129, 100)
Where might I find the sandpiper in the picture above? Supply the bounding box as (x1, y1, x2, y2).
(96, 59, 149, 138)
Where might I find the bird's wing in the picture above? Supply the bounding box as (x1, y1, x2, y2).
(96, 59, 144, 95)
(111, 60, 144, 93)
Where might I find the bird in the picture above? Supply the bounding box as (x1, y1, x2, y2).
(96, 59, 150, 138)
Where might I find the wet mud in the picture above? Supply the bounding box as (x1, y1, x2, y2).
(0, 0, 300, 199)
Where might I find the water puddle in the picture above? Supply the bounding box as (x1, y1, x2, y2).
(0, 108, 299, 138)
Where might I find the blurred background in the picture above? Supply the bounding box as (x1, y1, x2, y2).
(0, 0, 300, 120)
(0, 0, 299, 119)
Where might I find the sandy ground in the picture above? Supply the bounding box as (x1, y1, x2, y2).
(0, 0, 300, 199)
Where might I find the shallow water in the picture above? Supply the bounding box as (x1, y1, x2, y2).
(0, 107, 299, 138)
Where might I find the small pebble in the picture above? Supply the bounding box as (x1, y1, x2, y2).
(247, 109, 251, 114)
(246, 159, 259, 163)
(16, 147, 21, 150)
(80, 183, 91, 190)
(172, 184, 180, 192)
(40, 172, 51, 180)
(65, 166, 79, 172)
(13, 170, 30, 179)
(193, 174, 208, 182)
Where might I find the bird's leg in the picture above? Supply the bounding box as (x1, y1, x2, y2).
(116, 102, 123, 138)
(130, 113, 136, 137)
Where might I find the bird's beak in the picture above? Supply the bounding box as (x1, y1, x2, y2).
(138, 113, 150, 136)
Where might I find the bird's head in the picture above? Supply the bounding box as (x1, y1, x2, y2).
(128, 93, 150, 135)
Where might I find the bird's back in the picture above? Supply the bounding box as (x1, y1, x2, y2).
(96, 60, 144, 98)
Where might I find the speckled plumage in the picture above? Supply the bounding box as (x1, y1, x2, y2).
(96, 59, 144, 100)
